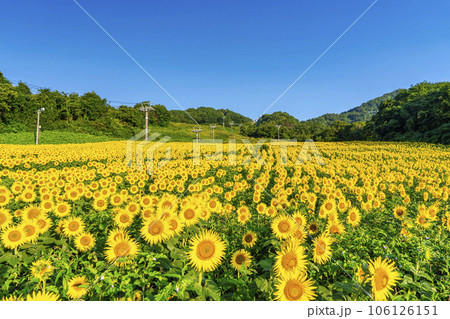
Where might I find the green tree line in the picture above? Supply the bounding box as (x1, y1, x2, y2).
(0, 72, 170, 138)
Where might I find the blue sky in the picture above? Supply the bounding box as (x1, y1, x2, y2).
(1, 0, 449, 121)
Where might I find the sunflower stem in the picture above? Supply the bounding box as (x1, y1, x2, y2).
(198, 272, 202, 286)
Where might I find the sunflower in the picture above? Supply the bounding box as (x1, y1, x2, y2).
(30, 260, 54, 280)
(242, 231, 257, 248)
(21, 189, 37, 203)
(179, 204, 200, 226)
(312, 233, 334, 264)
(156, 194, 178, 215)
(188, 230, 226, 272)
(274, 241, 307, 277)
(26, 290, 60, 301)
(167, 216, 185, 235)
(54, 202, 71, 217)
(416, 213, 431, 228)
(105, 235, 139, 266)
(74, 232, 96, 252)
(23, 205, 44, 221)
(275, 272, 317, 301)
(125, 202, 140, 216)
(290, 227, 307, 245)
(110, 194, 124, 207)
(292, 212, 307, 228)
(0, 208, 13, 230)
(21, 220, 40, 242)
(369, 257, 400, 301)
(347, 207, 361, 226)
(92, 197, 108, 212)
(62, 217, 85, 237)
(393, 206, 407, 220)
(67, 276, 89, 299)
(308, 222, 319, 235)
(140, 218, 170, 245)
(40, 200, 54, 213)
(114, 210, 134, 229)
(237, 211, 251, 224)
(207, 198, 222, 213)
(231, 249, 252, 271)
(1, 227, 25, 249)
(271, 215, 294, 240)
(36, 217, 52, 234)
(327, 220, 346, 235)
(321, 199, 336, 216)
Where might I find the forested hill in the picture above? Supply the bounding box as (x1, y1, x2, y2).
(170, 107, 252, 125)
(373, 82, 450, 144)
(307, 90, 400, 125)
(241, 82, 449, 144)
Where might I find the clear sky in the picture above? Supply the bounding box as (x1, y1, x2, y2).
(1, 0, 449, 121)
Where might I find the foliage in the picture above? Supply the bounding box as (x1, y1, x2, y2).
(170, 106, 252, 125)
(371, 82, 450, 144)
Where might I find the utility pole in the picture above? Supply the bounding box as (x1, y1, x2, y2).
(275, 124, 281, 140)
(210, 124, 217, 143)
(36, 108, 45, 145)
(139, 102, 154, 141)
(229, 122, 234, 135)
(222, 115, 226, 127)
(192, 128, 202, 143)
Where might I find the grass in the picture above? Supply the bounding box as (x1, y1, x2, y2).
(0, 131, 120, 145)
(0, 123, 247, 144)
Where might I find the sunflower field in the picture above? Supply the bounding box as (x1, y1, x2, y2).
(0, 141, 449, 301)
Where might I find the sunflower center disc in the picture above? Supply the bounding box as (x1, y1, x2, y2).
(244, 235, 253, 243)
(0, 214, 6, 224)
(68, 222, 79, 231)
(350, 213, 356, 221)
(114, 242, 130, 257)
(278, 221, 290, 233)
(374, 269, 389, 290)
(149, 221, 163, 235)
(120, 215, 129, 223)
(284, 280, 303, 300)
(196, 240, 215, 260)
(169, 220, 177, 230)
(81, 237, 90, 245)
(184, 209, 195, 219)
(316, 241, 326, 255)
(236, 254, 245, 265)
(282, 252, 297, 270)
(8, 230, 21, 242)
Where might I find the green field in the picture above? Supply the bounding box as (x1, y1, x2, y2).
(0, 123, 246, 145)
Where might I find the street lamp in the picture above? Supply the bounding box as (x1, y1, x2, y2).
(210, 124, 217, 143)
(229, 122, 234, 135)
(139, 102, 154, 141)
(192, 128, 202, 143)
(36, 107, 45, 145)
(275, 124, 281, 140)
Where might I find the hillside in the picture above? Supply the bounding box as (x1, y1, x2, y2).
(170, 107, 252, 125)
(306, 90, 400, 125)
